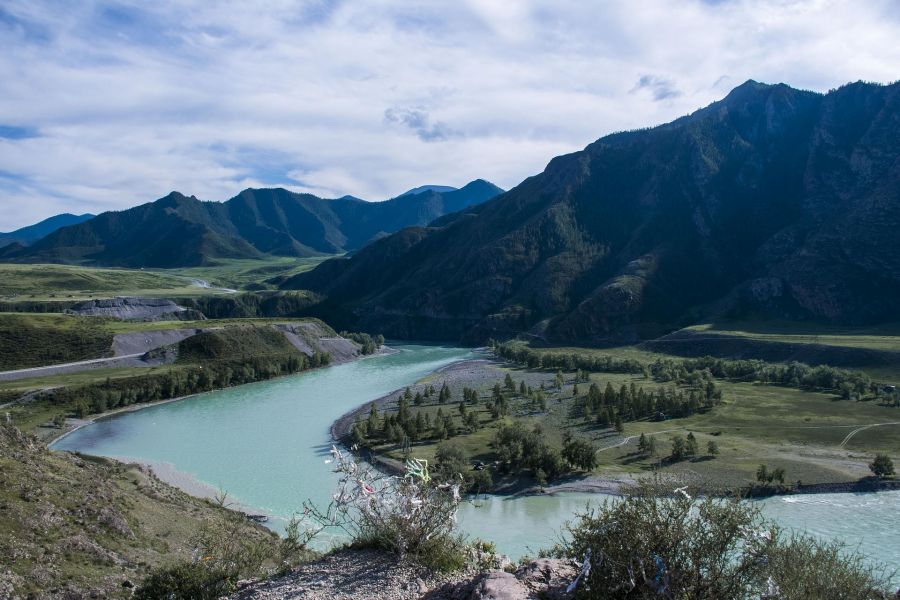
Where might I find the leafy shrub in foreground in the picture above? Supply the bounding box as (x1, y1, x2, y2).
(555, 480, 891, 599)
(134, 562, 231, 600)
(304, 446, 467, 572)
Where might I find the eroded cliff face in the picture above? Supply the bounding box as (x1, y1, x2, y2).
(65, 297, 204, 322)
(288, 81, 900, 344)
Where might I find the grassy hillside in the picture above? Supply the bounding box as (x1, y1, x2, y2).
(0, 319, 342, 438)
(0, 423, 280, 598)
(0, 313, 113, 370)
(646, 322, 900, 381)
(690, 321, 900, 350)
(0, 263, 210, 300)
(176, 326, 300, 362)
(0, 313, 338, 372)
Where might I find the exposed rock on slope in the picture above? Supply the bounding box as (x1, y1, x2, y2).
(274, 322, 362, 363)
(288, 80, 900, 344)
(65, 297, 204, 321)
(111, 328, 204, 356)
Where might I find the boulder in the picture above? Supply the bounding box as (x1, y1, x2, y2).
(469, 572, 529, 600)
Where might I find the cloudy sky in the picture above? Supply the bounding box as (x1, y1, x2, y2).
(1, 0, 898, 230)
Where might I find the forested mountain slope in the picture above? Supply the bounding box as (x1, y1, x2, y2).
(287, 80, 900, 343)
(1, 180, 502, 267)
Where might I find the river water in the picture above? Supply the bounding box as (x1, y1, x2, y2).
(52, 343, 899, 576)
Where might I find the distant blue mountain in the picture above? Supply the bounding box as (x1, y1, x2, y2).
(397, 185, 458, 197)
(0, 213, 94, 247)
(1, 180, 504, 267)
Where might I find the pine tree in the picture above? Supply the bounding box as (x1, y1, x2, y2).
(398, 395, 410, 425)
(366, 402, 379, 436)
(685, 432, 698, 456)
(504, 373, 516, 392)
(670, 435, 687, 460)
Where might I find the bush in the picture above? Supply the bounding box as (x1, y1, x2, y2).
(135, 562, 231, 600)
(135, 494, 313, 598)
(305, 446, 468, 572)
(555, 481, 891, 599)
(434, 441, 493, 493)
(869, 453, 895, 478)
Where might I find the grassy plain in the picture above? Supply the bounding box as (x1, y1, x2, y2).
(155, 256, 333, 291)
(369, 346, 900, 491)
(0, 263, 203, 300)
(0, 256, 332, 301)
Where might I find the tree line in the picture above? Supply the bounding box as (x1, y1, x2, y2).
(46, 351, 331, 418)
(492, 343, 645, 375)
(493, 341, 889, 400)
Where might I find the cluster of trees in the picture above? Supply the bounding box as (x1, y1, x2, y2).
(756, 464, 787, 485)
(339, 331, 385, 355)
(433, 442, 493, 493)
(493, 341, 890, 404)
(635, 432, 718, 461)
(492, 343, 645, 375)
(493, 423, 597, 483)
(52, 351, 331, 418)
(581, 380, 721, 428)
(351, 392, 482, 450)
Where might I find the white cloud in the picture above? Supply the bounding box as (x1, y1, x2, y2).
(0, 0, 898, 229)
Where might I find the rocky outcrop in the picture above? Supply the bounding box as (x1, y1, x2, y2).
(65, 297, 205, 322)
(110, 328, 204, 357)
(274, 322, 362, 364)
(232, 549, 468, 600)
(232, 551, 576, 600)
(427, 559, 576, 600)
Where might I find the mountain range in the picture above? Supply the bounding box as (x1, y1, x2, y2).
(286, 80, 900, 344)
(0, 213, 94, 247)
(0, 180, 502, 267)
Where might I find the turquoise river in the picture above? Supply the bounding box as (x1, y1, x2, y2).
(52, 343, 899, 576)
